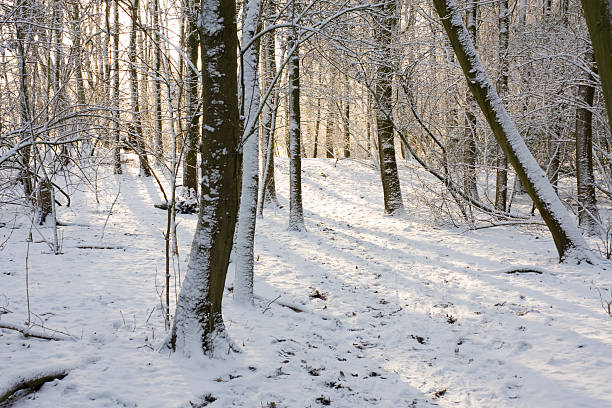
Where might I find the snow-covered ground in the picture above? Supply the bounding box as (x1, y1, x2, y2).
(1, 157, 611, 407)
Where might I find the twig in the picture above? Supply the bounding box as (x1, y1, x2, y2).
(254, 295, 304, 313)
(100, 186, 121, 240)
(262, 295, 281, 315)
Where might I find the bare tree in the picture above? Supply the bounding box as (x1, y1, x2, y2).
(433, 0, 593, 262)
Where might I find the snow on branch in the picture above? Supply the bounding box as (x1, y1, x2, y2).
(0, 321, 75, 341)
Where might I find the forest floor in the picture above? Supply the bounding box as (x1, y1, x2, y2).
(1, 156, 611, 407)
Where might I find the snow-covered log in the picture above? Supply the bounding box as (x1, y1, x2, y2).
(0, 321, 74, 341)
(0, 367, 70, 404)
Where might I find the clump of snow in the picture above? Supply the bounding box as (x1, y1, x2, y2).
(175, 186, 198, 214)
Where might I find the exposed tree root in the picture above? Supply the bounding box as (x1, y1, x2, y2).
(0, 321, 74, 341)
(0, 368, 70, 405)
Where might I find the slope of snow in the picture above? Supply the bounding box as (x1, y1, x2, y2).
(0, 157, 610, 407)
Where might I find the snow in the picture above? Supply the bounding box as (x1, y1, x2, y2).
(1, 157, 611, 407)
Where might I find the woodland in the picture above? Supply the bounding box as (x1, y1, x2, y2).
(1, 0, 612, 406)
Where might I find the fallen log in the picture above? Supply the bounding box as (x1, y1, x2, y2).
(0, 321, 74, 341)
(0, 368, 70, 404)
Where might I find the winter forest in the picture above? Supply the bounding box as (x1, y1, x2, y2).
(1, 0, 612, 405)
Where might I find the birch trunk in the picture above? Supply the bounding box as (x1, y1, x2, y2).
(234, 0, 262, 305)
(259, 0, 278, 207)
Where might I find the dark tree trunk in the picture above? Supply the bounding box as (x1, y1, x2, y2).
(288, 34, 305, 231)
(128, 0, 151, 177)
(152, 0, 163, 160)
(576, 50, 599, 234)
(463, 0, 479, 201)
(581, 0, 612, 129)
(313, 97, 320, 158)
(325, 100, 335, 158)
(112, 0, 122, 174)
(373, 1, 404, 215)
(182, 2, 200, 193)
(495, 0, 509, 211)
(169, 0, 241, 356)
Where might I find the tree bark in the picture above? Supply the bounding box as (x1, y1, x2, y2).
(128, 0, 151, 177)
(152, 0, 164, 160)
(373, 1, 404, 215)
(495, 0, 509, 211)
(433, 0, 593, 262)
(169, 0, 240, 356)
(288, 34, 305, 231)
(325, 102, 335, 158)
(259, 0, 278, 206)
(576, 50, 599, 234)
(580, 0, 612, 130)
(234, 0, 262, 305)
(112, 0, 122, 174)
(463, 0, 479, 201)
(182, 1, 200, 193)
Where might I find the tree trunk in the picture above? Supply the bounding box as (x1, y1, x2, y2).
(259, 0, 278, 206)
(580, 0, 612, 130)
(16, 0, 33, 199)
(463, 0, 479, 201)
(373, 1, 404, 215)
(234, 0, 262, 306)
(325, 103, 335, 158)
(169, 0, 240, 356)
(112, 0, 122, 174)
(313, 97, 321, 158)
(433, 0, 593, 262)
(495, 0, 509, 211)
(152, 0, 164, 160)
(343, 79, 350, 158)
(128, 0, 151, 177)
(576, 50, 599, 234)
(288, 34, 305, 231)
(182, 1, 200, 193)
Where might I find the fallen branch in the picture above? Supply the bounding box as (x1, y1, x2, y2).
(0, 367, 71, 404)
(0, 321, 74, 341)
(76, 245, 125, 250)
(254, 295, 304, 313)
(491, 266, 548, 275)
(467, 221, 546, 231)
